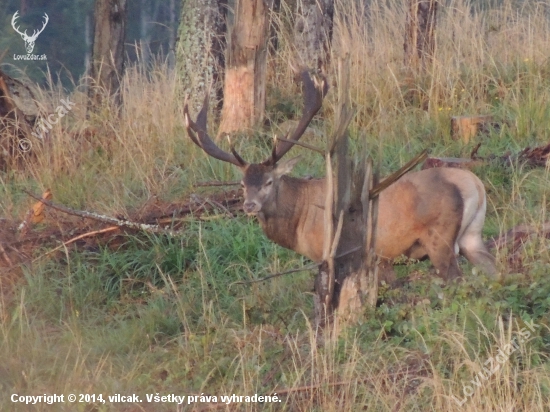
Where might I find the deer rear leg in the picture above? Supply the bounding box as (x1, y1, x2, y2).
(422, 230, 462, 280)
(378, 259, 397, 285)
(429, 249, 461, 280)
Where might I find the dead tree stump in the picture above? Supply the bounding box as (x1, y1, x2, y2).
(314, 59, 380, 335)
(451, 115, 494, 143)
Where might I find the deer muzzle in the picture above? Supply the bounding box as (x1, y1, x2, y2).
(243, 200, 261, 215)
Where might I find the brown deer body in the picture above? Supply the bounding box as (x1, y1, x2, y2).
(184, 72, 497, 280)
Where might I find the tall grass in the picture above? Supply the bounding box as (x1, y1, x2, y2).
(0, 0, 550, 410)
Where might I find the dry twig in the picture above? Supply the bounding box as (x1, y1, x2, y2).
(33, 226, 121, 262)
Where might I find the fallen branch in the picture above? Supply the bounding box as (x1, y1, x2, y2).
(516, 143, 550, 167)
(271, 364, 425, 396)
(33, 226, 121, 262)
(0, 243, 13, 266)
(195, 180, 240, 187)
(231, 246, 363, 287)
(24, 190, 185, 237)
(486, 222, 550, 251)
(195, 364, 426, 411)
(421, 157, 482, 170)
(231, 263, 319, 286)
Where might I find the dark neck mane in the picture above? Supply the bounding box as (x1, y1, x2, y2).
(256, 176, 310, 251)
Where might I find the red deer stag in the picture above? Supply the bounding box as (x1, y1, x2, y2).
(183, 71, 497, 280)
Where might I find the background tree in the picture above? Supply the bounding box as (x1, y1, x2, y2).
(293, 0, 333, 72)
(217, 0, 271, 135)
(87, 0, 127, 110)
(404, 0, 438, 72)
(175, 0, 226, 115)
(0, 0, 178, 88)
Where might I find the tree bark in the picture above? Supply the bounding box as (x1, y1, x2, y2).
(217, 0, 270, 136)
(293, 0, 334, 72)
(168, 0, 177, 69)
(404, 0, 438, 72)
(175, 0, 226, 115)
(140, 0, 151, 67)
(0, 70, 40, 169)
(87, 0, 127, 111)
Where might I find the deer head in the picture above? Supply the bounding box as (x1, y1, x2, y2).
(184, 70, 328, 217)
(12, 11, 49, 54)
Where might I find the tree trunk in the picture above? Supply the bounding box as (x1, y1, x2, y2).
(140, 0, 150, 67)
(87, 0, 127, 111)
(314, 121, 379, 335)
(293, 0, 333, 72)
(175, 0, 226, 115)
(0, 70, 40, 169)
(314, 60, 379, 335)
(404, 0, 438, 72)
(84, 13, 92, 77)
(217, 0, 270, 136)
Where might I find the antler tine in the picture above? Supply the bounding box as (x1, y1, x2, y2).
(264, 70, 328, 165)
(184, 97, 247, 168)
(228, 137, 247, 166)
(271, 135, 279, 165)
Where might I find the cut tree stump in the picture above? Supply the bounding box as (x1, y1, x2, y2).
(451, 115, 494, 143)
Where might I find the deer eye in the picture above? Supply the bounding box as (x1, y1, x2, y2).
(265, 179, 273, 187)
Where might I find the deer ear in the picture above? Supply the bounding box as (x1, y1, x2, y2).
(273, 156, 301, 177)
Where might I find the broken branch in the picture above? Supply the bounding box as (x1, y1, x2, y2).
(24, 190, 185, 237)
(370, 149, 428, 198)
(275, 136, 325, 156)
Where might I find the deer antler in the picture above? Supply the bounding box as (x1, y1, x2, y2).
(183, 97, 247, 168)
(184, 69, 327, 168)
(263, 70, 328, 166)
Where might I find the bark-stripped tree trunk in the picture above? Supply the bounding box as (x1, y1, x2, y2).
(218, 0, 270, 136)
(404, 0, 438, 72)
(294, 0, 334, 72)
(176, 0, 226, 115)
(88, 0, 127, 111)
